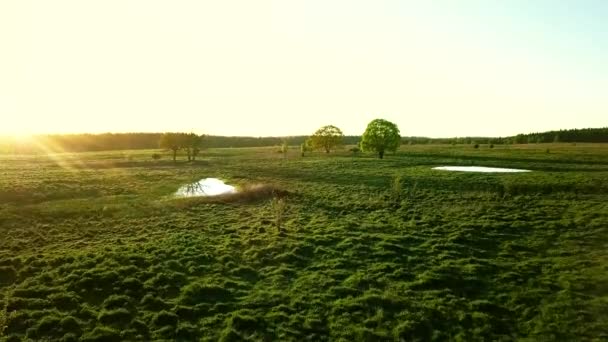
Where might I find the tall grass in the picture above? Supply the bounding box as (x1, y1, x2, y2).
(1, 144, 607, 340)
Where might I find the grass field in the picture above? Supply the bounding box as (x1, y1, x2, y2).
(1, 144, 607, 341)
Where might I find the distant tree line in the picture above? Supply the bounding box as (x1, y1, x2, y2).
(0, 127, 606, 154)
(402, 127, 608, 145)
(509, 127, 608, 144)
(0, 133, 362, 154)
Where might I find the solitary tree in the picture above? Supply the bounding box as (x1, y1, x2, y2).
(310, 125, 344, 153)
(183, 133, 203, 161)
(159, 133, 181, 161)
(361, 119, 401, 159)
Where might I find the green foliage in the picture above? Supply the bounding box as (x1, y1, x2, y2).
(159, 133, 182, 161)
(309, 125, 344, 153)
(159, 132, 204, 161)
(361, 119, 401, 159)
(0, 144, 607, 340)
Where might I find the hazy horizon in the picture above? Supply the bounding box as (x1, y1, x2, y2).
(2, 1, 607, 137)
(2, 127, 606, 140)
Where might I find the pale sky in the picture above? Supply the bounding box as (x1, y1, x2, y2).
(1, 0, 606, 137)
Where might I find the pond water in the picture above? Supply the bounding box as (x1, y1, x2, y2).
(175, 178, 237, 197)
(433, 166, 531, 173)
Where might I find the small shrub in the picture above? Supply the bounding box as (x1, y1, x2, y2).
(350, 147, 361, 154)
(489, 144, 494, 149)
(151, 153, 162, 160)
(390, 175, 403, 204)
(270, 197, 287, 233)
(474, 144, 479, 149)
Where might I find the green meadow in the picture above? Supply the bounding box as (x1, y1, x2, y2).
(1, 144, 607, 341)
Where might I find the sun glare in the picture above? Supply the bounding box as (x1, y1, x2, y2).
(8, 133, 33, 143)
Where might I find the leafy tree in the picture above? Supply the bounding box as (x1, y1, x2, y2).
(309, 125, 344, 153)
(159, 133, 182, 161)
(183, 133, 203, 161)
(192, 134, 204, 161)
(361, 119, 401, 159)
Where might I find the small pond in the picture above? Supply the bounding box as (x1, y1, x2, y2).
(175, 178, 237, 197)
(433, 166, 531, 173)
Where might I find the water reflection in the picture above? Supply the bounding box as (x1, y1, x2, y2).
(433, 166, 531, 173)
(175, 178, 237, 197)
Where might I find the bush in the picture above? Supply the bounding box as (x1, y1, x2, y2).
(390, 175, 403, 204)
(489, 144, 494, 148)
(270, 197, 287, 233)
(474, 144, 479, 149)
(151, 153, 162, 160)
